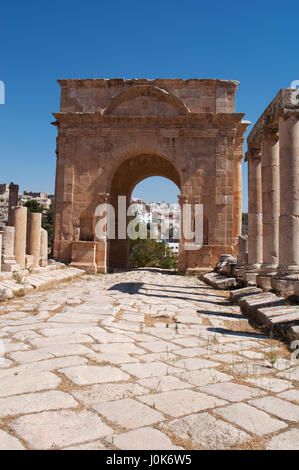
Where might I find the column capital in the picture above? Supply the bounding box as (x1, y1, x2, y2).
(177, 194, 188, 205)
(245, 148, 261, 161)
(98, 192, 110, 204)
(264, 127, 279, 144)
(235, 153, 244, 162)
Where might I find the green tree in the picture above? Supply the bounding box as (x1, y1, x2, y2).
(24, 199, 44, 213)
(42, 203, 54, 248)
(129, 224, 178, 270)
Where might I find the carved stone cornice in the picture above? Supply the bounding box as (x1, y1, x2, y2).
(57, 78, 240, 89)
(52, 112, 246, 128)
(247, 89, 299, 148)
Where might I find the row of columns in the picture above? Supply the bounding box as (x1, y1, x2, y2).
(0, 207, 48, 272)
(244, 114, 299, 291)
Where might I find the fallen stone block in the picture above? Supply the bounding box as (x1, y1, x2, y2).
(0, 285, 13, 300)
(230, 287, 262, 304)
(203, 272, 236, 289)
(239, 293, 287, 315)
(288, 325, 299, 342)
(215, 254, 237, 277)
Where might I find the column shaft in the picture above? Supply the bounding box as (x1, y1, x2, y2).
(260, 130, 280, 273)
(233, 156, 243, 244)
(12, 206, 27, 270)
(246, 153, 263, 270)
(27, 212, 42, 268)
(277, 116, 299, 275)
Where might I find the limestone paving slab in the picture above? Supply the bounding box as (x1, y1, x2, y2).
(139, 389, 227, 417)
(0, 371, 61, 397)
(200, 381, 262, 402)
(137, 375, 193, 392)
(174, 368, 234, 387)
(72, 382, 148, 406)
(59, 365, 130, 385)
(12, 410, 113, 449)
(0, 429, 25, 450)
(107, 427, 181, 450)
(94, 398, 164, 429)
(173, 358, 220, 370)
(0, 356, 88, 379)
(120, 362, 178, 379)
(266, 429, 299, 450)
(161, 412, 250, 450)
(249, 396, 299, 422)
(0, 390, 78, 416)
(215, 403, 288, 436)
(278, 389, 299, 403)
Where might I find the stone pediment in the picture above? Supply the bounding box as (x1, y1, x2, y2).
(103, 85, 190, 117)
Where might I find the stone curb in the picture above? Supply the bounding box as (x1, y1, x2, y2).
(201, 274, 299, 344)
(0, 266, 84, 301)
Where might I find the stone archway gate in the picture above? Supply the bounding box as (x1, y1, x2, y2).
(52, 78, 249, 273)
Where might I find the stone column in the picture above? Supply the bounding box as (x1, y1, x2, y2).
(244, 149, 263, 283)
(233, 235, 248, 278)
(1, 226, 19, 272)
(257, 129, 280, 289)
(8, 182, 19, 226)
(40, 228, 48, 266)
(233, 154, 243, 245)
(276, 115, 299, 277)
(95, 192, 109, 273)
(177, 194, 188, 273)
(12, 206, 27, 270)
(27, 212, 42, 268)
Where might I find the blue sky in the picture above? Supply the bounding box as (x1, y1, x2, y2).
(1, 0, 298, 210)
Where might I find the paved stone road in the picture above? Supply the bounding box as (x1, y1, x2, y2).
(0, 269, 298, 450)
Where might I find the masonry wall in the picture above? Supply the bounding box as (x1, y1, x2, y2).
(53, 79, 246, 272)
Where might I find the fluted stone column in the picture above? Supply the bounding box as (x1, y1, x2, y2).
(12, 206, 27, 270)
(40, 228, 48, 266)
(233, 154, 243, 244)
(276, 115, 299, 277)
(27, 212, 42, 268)
(257, 129, 280, 289)
(244, 150, 263, 283)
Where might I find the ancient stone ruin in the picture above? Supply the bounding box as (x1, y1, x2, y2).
(52, 78, 249, 274)
(234, 88, 299, 299)
(0, 188, 48, 275)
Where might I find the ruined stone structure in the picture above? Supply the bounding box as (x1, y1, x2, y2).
(245, 88, 299, 297)
(8, 182, 19, 226)
(53, 78, 249, 273)
(0, 204, 48, 274)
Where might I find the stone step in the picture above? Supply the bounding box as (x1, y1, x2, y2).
(203, 272, 236, 289)
(0, 267, 84, 301)
(230, 287, 262, 303)
(239, 293, 287, 314)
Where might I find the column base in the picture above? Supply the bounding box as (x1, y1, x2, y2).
(242, 264, 261, 285)
(271, 273, 299, 298)
(276, 265, 299, 278)
(1, 257, 21, 273)
(256, 272, 276, 291)
(232, 266, 245, 279)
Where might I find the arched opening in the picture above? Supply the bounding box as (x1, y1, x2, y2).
(108, 153, 181, 271)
